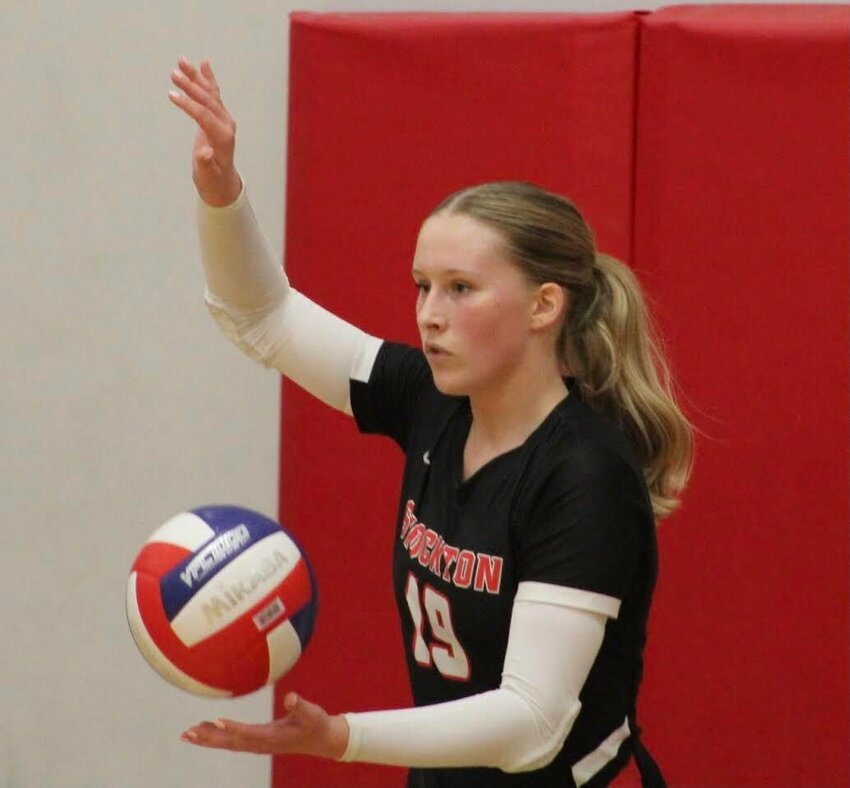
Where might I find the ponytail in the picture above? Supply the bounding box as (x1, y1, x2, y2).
(564, 253, 692, 518)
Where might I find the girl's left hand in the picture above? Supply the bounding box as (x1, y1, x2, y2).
(181, 692, 349, 759)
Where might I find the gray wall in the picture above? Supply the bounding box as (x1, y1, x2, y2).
(0, 1, 814, 785)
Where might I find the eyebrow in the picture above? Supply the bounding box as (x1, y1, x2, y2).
(411, 268, 472, 277)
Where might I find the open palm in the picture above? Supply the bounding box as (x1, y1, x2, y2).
(181, 692, 349, 760)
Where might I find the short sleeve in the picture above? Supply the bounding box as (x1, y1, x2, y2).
(514, 443, 648, 616)
(350, 341, 433, 450)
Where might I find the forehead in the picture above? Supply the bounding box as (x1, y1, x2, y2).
(412, 213, 510, 274)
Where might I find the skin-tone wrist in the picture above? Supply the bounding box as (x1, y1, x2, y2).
(328, 714, 351, 760)
(199, 169, 242, 208)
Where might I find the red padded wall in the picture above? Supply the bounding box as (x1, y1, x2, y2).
(277, 7, 849, 787)
(633, 6, 850, 787)
(278, 13, 639, 787)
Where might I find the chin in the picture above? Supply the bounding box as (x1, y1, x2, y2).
(429, 370, 470, 398)
(432, 378, 464, 397)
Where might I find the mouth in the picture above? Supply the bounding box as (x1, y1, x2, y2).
(424, 342, 451, 359)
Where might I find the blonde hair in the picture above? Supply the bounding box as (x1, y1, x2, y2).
(431, 181, 693, 518)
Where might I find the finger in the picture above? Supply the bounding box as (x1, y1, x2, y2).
(167, 88, 218, 132)
(178, 56, 219, 100)
(199, 60, 222, 98)
(181, 720, 266, 753)
(214, 717, 291, 751)
(181, 721, 235, 749)
(170, 68, 228, 124)
(177, 55, 200, 81)
(211, 717, 257, 736)
(168, 86, 232, 151)
(284, 693, 325, 728)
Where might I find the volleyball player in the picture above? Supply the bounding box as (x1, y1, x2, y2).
(169, 57, 692, 787)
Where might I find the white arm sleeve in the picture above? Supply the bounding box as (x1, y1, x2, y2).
(196, 181, 383, 415)
(340, 582, 608, 773)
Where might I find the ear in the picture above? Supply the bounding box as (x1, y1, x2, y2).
(530, 283, 567, 332)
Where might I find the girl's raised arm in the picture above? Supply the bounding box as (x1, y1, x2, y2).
(169, 58, 383, 414)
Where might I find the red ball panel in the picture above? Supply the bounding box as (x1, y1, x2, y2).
(132, 542, 191, 575)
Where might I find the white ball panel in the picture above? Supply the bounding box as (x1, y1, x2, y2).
(148, 512, 215, 551)
(125, 572, 230, 698)
(170, 532, 302, 647)
(265, 620, 302, 684)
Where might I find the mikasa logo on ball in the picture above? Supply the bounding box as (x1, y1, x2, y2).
(202, 549, 290, 624)
(180, 524, 251, 588)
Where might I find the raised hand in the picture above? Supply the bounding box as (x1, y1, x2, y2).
(169, 57, 242, 207)
(181, 692, 350, 760)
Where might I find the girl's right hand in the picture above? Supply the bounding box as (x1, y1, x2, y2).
(169, 57, 242, 207)
(181, 692, 350, 760)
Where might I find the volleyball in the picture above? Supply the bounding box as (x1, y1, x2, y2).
(126, 505, 318, 697)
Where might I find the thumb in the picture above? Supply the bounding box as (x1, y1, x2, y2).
(284, 693, 324, 727)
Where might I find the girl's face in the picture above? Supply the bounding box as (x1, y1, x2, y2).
(412, 213, 540, 398)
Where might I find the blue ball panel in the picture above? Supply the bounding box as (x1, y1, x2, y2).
(160, 506, 285, 622)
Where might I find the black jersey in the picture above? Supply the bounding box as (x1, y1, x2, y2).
(351, 342, 660, 788)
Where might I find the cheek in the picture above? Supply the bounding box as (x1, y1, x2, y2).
(454, 303, 497, 342)
(455, 299, 528, 359)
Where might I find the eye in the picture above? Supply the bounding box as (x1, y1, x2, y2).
(414, 280, 430, 295)
(451, 281, 471, 295)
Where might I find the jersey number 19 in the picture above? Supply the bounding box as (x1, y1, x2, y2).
(404, 572, 470, 681)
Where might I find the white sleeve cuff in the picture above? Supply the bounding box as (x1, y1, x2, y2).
(516, 581, 621, 619)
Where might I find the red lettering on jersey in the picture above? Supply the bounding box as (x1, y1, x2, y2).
(400, 500, 417, 540)
(428, 535, 445, 575)
(399, 502, 504, 595)
(440, 545, 459, 582)
(419, 529, 439, 567)
(453, 550, 475, 589)
(473, 553, 503, 595)
(405, 524, 426, 558)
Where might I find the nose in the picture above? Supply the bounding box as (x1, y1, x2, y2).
(416, 289, 446, 334)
